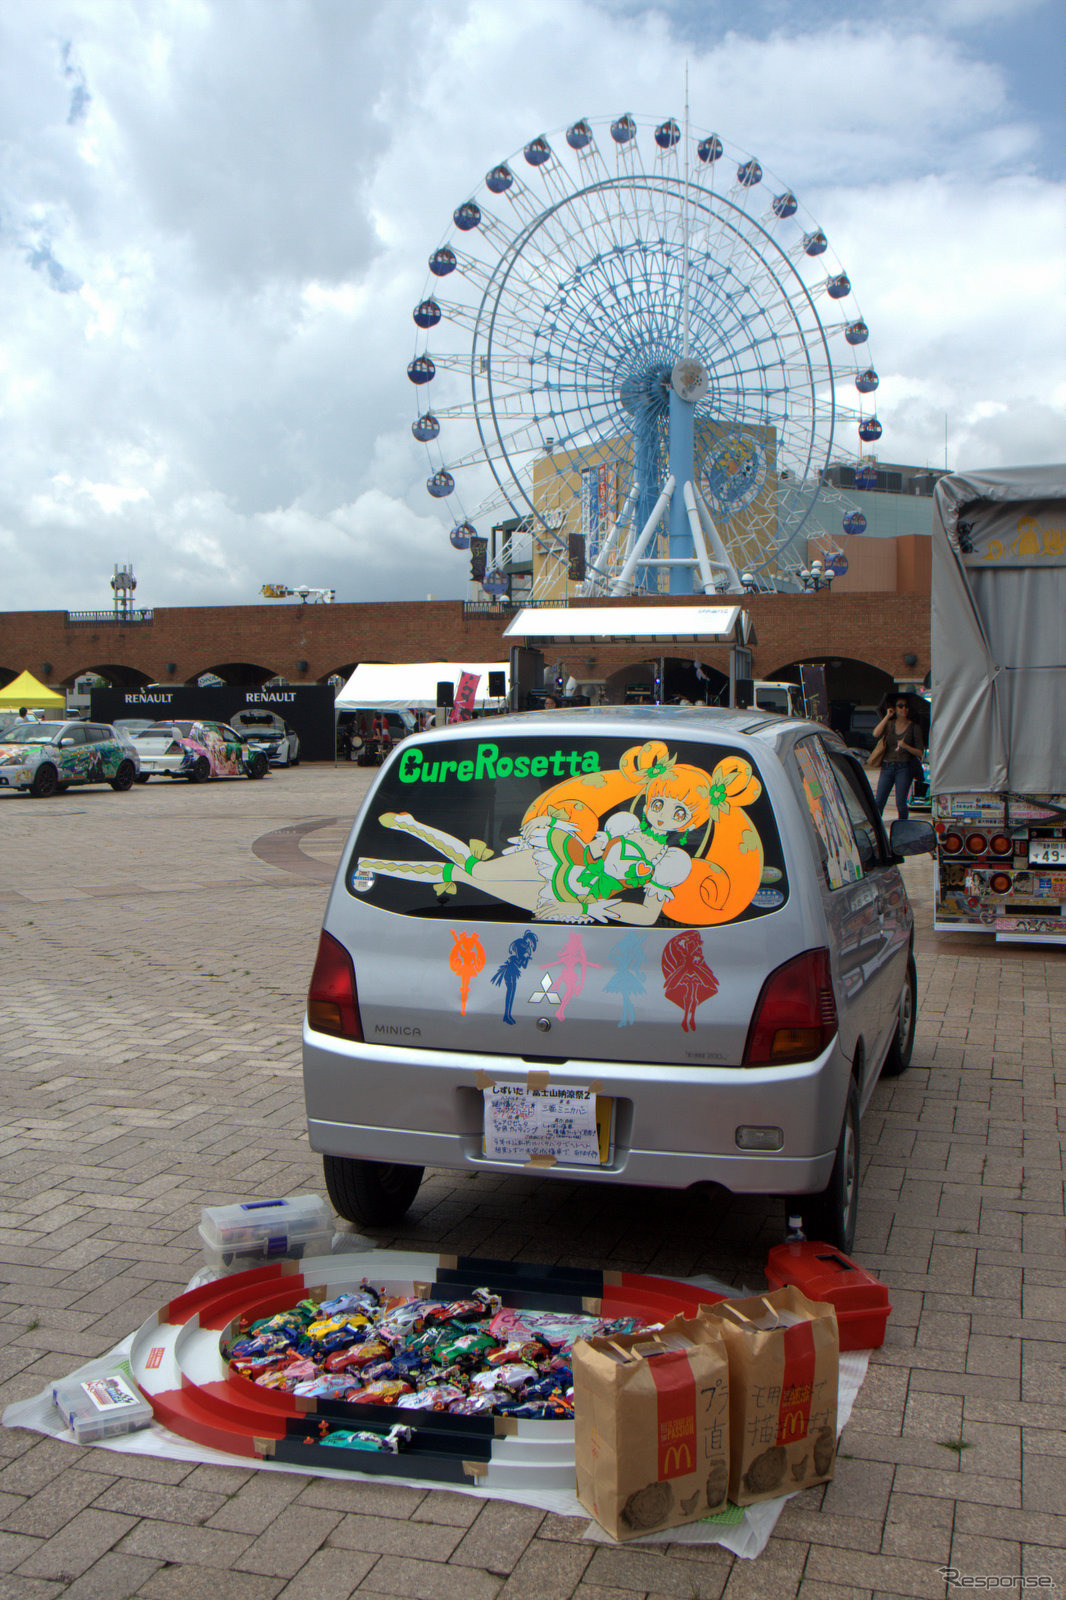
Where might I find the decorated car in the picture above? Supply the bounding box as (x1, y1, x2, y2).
(132, 720, 269, 782)
(0, 721, 140, 797)
(228, 709, 301, 767)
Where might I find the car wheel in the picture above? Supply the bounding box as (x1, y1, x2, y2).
(881, 954, 917, 1078)
(56, 783, 72, 794)
(30, 763, 58, 798)
(134, 774, 151, 784)
(109, 760, 136, 792)
(248, 752, 268, 779)
(190, 756, 210, 783)
(323, 1155, 424, 1228)
(790, 1079, 859, 1253)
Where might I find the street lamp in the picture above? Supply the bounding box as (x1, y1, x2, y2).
(799, 560, 835, 593)
(740, 571, 757, 594)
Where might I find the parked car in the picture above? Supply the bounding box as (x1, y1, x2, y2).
(303, 706, 935, 1250)
(132, 720, 269, 782)
(0, 720, 139, 797)
(228, 709, 300, 767)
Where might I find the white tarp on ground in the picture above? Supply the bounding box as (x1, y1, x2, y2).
(335, 662, 510, 712)
(2, 1242, 870, 1563)
(931, 464, 1066, 796)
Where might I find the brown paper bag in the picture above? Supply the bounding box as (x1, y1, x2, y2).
(865, 736, 886, 770)
(573, 1311, 730, 1541)
(705, 1286, 838, 1506)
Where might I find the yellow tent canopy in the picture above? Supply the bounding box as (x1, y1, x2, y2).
(0, 671, 66, 711)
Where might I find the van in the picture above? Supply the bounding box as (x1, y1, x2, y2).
(303, 707, 934, 1250)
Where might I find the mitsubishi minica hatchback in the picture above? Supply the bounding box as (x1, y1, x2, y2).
(303, 708, 933, 1250)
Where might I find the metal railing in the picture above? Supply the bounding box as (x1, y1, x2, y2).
(65, 609, 155, 627)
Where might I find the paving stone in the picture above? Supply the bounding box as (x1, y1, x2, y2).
(14, 1508, 137, 1582)
(350, 1554, 502, 1597)
(234, 1506, 342, 1579)
(275, 1547, 377, 1600)
(327, 1512, 462, 1561)
(137, 1565, 285, 1600)
(57, 1550, 164, 1599)
(450, 1501, 544, 1571)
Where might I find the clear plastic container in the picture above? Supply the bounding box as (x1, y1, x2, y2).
(53, 1372, 153, 1443)
(198, 1194, 333, 1271)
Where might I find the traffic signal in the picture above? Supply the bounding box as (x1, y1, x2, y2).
(469, 536, 488, 581)
(567, 532, 586, 581)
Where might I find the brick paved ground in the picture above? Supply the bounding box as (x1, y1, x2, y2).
(0, 766, 1063, 1599)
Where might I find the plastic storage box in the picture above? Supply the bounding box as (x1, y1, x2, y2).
(53, 1372, 153, 1443)
(199, 1194, 333, 1272)
(765, 1240, 892, 1350)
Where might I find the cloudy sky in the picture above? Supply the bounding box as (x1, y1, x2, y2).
(1, 0, 1062, 614)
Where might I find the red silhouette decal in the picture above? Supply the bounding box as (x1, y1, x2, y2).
(661, 930, 718, 1031)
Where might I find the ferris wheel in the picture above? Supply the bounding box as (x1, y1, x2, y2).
(407, 113, 879, 598)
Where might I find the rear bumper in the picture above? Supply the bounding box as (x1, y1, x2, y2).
(303, 1026, 849, 1197)
(137, 755, 187, 776)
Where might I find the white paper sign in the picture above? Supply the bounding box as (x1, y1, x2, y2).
(483, 1083, 601, 1166)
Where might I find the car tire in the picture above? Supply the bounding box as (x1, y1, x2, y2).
(56, 783, 72, 794)
(109, 760, 136, 792)
(323, 1155, 424, 1228)
(881, 954, 917, 1078)
(248, 752, 268, 779)
(790, 1079, 859, 1254)
(190, 756, 210, 783)
(134, 774, 151, 784)
(30, 763, 58, 798)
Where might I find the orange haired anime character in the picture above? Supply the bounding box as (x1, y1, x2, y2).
(360, 741, 764, 927)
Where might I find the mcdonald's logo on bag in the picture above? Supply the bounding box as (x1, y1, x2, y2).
(661, 1441, 694, 1477)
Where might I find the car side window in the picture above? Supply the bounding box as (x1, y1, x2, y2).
(823, 746, 887, 873)
(793, 735, 867, 889)
(61, 725, 86, 747)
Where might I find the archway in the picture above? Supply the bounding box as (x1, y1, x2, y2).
(192, 661, 277, 687)
(770, 656, 895, 741)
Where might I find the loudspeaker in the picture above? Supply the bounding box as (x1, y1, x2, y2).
(436, 680, 454, 708)
(488, 671, 506, 697)
(734, 676, 754, 710)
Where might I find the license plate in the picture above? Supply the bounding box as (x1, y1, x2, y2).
(1029, 840, 1066, 865)
(482, 1085, 613, 1166)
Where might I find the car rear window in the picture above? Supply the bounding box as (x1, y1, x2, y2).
(347, 732, 787, 926)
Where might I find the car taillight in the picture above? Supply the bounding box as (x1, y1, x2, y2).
(990, 872, 1012, 895)
(743, 948, 838, 1067)
(940, 831, 964, 855)
(965, 832, 988, 856)
(167, 741, 183, 754)
(989, 834, 1013, 856)
(307, 929, 363, 1040)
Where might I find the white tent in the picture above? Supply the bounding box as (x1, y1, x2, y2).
(335, 661, 509, 712)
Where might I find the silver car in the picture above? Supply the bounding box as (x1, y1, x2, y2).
(303, 708, 933, 1250)
(228, 709, 301, 767)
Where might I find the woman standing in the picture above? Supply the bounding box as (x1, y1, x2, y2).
(873, 692, 925, 822)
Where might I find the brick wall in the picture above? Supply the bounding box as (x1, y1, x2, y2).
(0, 591, 930, 692)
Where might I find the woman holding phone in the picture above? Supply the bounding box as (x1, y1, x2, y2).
(872, 691, 925, 822)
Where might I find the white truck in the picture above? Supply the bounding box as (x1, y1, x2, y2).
(930, 465, 1066, 943)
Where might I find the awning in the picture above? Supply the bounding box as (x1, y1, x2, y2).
(0, 670, 65, 710)
(335, 662, 510, 712)
(502, 605, 750, 645)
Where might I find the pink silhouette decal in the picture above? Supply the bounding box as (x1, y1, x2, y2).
(542, 931, 601, 1022)
(450, 929, 485, 1015)
(661, 930, 718, 1032)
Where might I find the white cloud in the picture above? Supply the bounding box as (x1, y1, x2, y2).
(0, 0, 1061, 613)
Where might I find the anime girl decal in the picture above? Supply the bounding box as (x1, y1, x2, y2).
(360, 740, 764, 928)
(490, 930, 538, 1025)
(449, 930, 485, 1014)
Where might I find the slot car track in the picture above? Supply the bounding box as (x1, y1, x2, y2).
(130, 1250, 726, 1490)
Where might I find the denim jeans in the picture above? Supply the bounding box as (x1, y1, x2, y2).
(875, 760, 913, 821)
